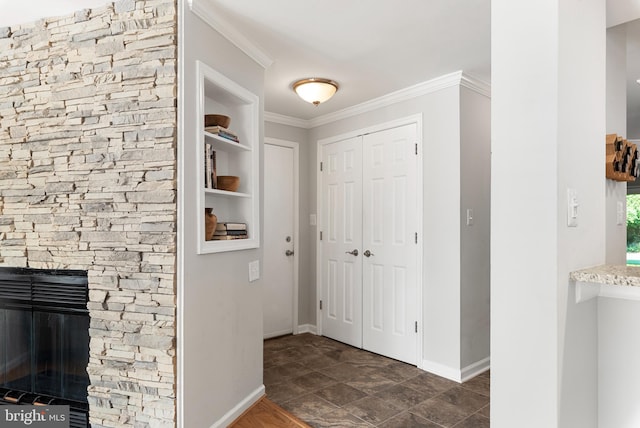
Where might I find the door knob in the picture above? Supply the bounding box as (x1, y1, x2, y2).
(345, 249, 359, 256)
(363, 250, 374, 257)
(285, 249, 294, 256)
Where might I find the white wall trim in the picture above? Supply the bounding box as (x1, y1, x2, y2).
(187, 0, 273, 69)
(265, 138, 300, 337)
(460, 74, 492, 98)
(265, 72, 491, 129)
(297, 324, 318, 335)
(264, 111, 309, 129)
(264, 329, 294, 340)
(461, 357, 491, 382)
(176, 0, 186, 425)
(421, 357, 490, 383)
(421, 359, 463, 382)
(209, 385, 265, 428)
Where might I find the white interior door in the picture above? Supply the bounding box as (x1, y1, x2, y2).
(320, 124, 418, 364)
(361, 124, 418, 364)
(321, 136, 363, 348)
(263, 143, 296, 339)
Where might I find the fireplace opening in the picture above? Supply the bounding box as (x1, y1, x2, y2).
(0, 267, 89, 428)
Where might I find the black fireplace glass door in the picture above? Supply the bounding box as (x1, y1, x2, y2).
(0, 308, 32, 392)
(33, 311, 90, 402)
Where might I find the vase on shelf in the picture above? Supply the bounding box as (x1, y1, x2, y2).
(205, 208, 217, 241)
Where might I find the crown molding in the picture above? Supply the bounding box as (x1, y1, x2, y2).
(460, 74, 491, 98)
(187, 0, 273, 69)
(309, 71, 464, 128)
(265, 71, 491, 129)
(263, 111, 309, 129)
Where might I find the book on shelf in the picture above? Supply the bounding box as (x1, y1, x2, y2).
(204, 145, 212, 188)
(204, 146, 218, 189)
(212, 149, 217, 188)
(215, 222, 247, 231)
(213, 229, 248, 236)
(205, 125, 240, 143)
(211, 234, 248, 240)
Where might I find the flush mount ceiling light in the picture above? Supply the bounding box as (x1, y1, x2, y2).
(293, 78, 339, 106)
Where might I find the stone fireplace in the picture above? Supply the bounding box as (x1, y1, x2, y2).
(0, 1, 178, 426)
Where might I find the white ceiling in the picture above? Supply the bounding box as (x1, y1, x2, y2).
(208, 0, 491, 120)
(1, 0, 639, 125)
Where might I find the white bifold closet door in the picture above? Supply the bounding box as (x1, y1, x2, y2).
(321, 123, 418, 365)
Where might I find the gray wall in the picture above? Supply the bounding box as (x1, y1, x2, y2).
(264, 122, 314, 325)
(460, 87, 491, 368)
(270, 81, 491, 379)
(179, 4, 264, 427)
(606, 25, 628, 263)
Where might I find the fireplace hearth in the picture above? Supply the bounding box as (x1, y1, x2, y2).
(0, 267, 89, 428)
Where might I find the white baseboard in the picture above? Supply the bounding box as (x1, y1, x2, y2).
(421, 357, 490, 383)
(210, 385, 265, 428)
(296, 324, 317, 335)
(461, 357, 490, 382)
(264, 329, 293, 340)
(421, 359, 463, 382)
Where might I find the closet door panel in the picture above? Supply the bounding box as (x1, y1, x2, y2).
(321, 137, 363, 348)
(362, 124, 418, 365)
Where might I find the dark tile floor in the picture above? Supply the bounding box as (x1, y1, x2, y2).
(264, 333, 490, 428)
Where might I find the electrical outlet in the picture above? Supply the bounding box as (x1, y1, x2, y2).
(248, 260, 260, 282)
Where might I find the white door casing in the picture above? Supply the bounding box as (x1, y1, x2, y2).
(361, 124, 418, 364)
(263, 140, 299, 339)
(321, 136, 363, 348)
(318, 118, 421, 365)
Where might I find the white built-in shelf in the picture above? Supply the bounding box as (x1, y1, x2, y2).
(204, 132, 251, 152)
(196, 60, 260, 254)
(204, 188, 251, 198)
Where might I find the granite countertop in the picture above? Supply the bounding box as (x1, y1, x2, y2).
(570, 265, 640, 287)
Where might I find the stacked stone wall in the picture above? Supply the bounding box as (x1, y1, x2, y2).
(0, 1, 177, 426)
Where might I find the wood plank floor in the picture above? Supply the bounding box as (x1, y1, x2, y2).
(230, 396, 311, 428)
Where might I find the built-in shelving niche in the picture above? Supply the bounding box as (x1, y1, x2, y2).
(196, 60, 260, 254)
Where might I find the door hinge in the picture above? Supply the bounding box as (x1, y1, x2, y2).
(415, 143, 418, 155)
(319, 300, 323, 310)
(320, 231, 323, 240)
(415, 321, 418, 333)
(320, 161, 323, 171)
(415, 232, 418, 244)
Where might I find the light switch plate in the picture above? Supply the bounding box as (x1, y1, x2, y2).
(466, 209, 473, 226)
(310, 214, 317, 226)
(617, 201, 624, 225)
(567, 188, 578, 227)
(248, 260, 260, 282)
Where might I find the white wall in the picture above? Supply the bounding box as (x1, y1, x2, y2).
(598, 298, 640, 427)
(606, 25, 628, 264)
(600, 25, 640, 427)
(179, 3, 265, 427)
(492, 0, 604, 427)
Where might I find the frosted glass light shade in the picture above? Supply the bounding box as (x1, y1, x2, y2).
(293, 78, 338, 105)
